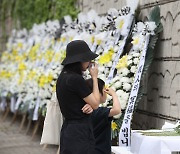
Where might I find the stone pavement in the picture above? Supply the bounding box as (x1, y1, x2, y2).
(0, 113, 58, 154)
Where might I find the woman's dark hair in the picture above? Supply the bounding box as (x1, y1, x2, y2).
(62, 62, 83, 75)
(86, 78, 105, 95)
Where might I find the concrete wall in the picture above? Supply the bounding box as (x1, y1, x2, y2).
(77, 0, 180, 129)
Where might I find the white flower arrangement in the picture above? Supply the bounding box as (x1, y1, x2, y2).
(0, 0, 160, 140)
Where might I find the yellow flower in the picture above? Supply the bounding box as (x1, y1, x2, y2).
(96, 39, 102, 45)
(91, 36, 95, 44)
(27, 70, 37, 80)
(18, 72, 24, 85)
(38, 74, 53, 87)
(39, 75, 47, 87)
(18, 62, 27, 71)
(0, 71, 12, 79)
(6, 72, 13, 78)
(12, 50, 18, 56)
(44, 50, 54, 62)
(15, 54, 26, 62)
(61, 37, 66, 42)
(28, 44, 40, 61)
(52, 84, 56, 92)
(116, 55, 128, 69)
(98, 48, 114, 64)
(119, 20, 124, 29)
(60, 50, 66, 62)
(54, 52, 61, 62)
(111, 121, 118, 131)
(47, 74, 53, 83)
(132, 37, 139, 45)
(17, 43, 23, 49)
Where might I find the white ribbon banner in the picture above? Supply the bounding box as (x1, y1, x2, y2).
(15, 95, 22, 111)
(106, 15, 133, 85)
(105, 36, 127, 85)
(0, 97, 7, 111)
(32, 97, 40, 121)
(119, 35, 150, 147)
(10, 96, 16, 113)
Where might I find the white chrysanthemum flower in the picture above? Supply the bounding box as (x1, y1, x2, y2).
(114, 45, 119, 53)
(127, 55, 132, 60)
(115, 16, 125, 33)
(127, 59, 133, 65)
(53, 73, 58, 79)
(133, 58, 139, 64)
(136, 22, 145, 33)
(120, 99, 127, 110)
(116, 14, 132, 36)
(146, 21, 157, 35)
(132, 52, 140, 57)
(107, 61, 113, 67)
(121, 68, 130, 76)
(129, 77, 133, 83)
(121, 92, 129, 101)
(131, 34, 144, 51)
(114, 81, 122, 89)
(94, 32, 107, 45)
(130, 66, 137, 73)
(105, 67, 110, 74)
(116, 89, 124, 97)
(120, 77, 131, 83)
(123, 82, 131, 91)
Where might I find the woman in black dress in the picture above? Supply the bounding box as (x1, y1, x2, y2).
(56, 40, 100, 154)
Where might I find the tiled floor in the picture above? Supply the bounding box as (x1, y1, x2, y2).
(0, 113, 58, 154)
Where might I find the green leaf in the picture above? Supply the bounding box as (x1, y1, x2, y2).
(149, 6, 161, 25)
(155, 23, 163, 34)
(174, 125, 180, 134)
(149, 35, 159, 50)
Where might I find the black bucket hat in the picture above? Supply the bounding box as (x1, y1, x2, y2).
(61, 40, 98, 65)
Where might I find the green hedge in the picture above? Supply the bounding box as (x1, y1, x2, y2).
(0, 0, 79, 37)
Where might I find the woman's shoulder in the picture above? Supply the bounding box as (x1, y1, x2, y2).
(60, 72, 85, 84)
(67, 72, 83, 80)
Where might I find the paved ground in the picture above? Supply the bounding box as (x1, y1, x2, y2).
(0, 112, 58, 154)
